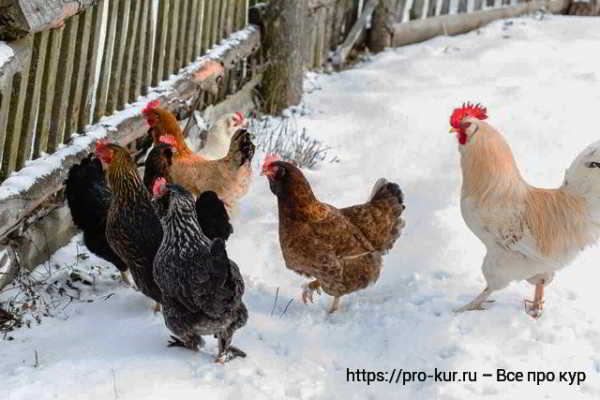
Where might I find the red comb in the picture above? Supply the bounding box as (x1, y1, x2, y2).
(152, 177, 167, 195)
(143, 100, 160, 115)
(261, 154, 280, 175)
(450, 102, 488, 129)
(159, 135, 177, 146)
(95, 139, 109, 153)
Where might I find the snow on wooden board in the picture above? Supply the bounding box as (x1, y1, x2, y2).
(3, 15, 600, 400)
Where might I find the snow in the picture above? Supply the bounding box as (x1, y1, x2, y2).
(3, 14, 600, 400)
(0, 41, 14, 71)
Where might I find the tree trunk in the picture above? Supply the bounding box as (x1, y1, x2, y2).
(259, 0, 306, 115)
(368, 0, 395, 53)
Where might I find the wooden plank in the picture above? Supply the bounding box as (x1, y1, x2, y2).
(457, 0, 468, 12)
(152, 0, 170, 86)
(66, 9, 93, 138)
(212, 0, 223, 46)
(193, 0, 205, 58)
(0, 0, 98, 41)
(202, 0, 213, 53)
(220, 0, 230, 39)
(48, 15, 78, 152)
(175, 0, 189, 72)
(392, 0, 571, 46)
(474, 0, 484, 10)
(318, 8, 328, 66)
(0, 89, 8, 173)
(133, 0, 150, 99)
(33, 28, 63, 158)
(120, 0, 142, 108)
(486, 0, 496, 7)
(1, 69, 28, 177)
(17, 32, 48, 169)
(94, 0, 119, 122)
(164, 0, 180, 79)
(225, 0, 235, 37)
(80, 1, 104, 130)
(185, 0, 199, 64)
(412, 0, 425, 19)
(440, 0, 451, 14)
(106, 0, 131, 114)
(427, 0, 437, 16)
(141, 0, 154, 95)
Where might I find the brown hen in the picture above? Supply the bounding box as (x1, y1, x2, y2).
(262, 156, 406, 313)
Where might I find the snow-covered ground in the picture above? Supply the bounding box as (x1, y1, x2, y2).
(3, 14, 600, 400)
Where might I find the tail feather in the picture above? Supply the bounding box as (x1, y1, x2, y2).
(65, 155, 128, 272)
(341, 178, 405, 254)
(195, 191, 233, 241)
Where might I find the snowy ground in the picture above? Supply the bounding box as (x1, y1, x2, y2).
(3, 14, 600, 400)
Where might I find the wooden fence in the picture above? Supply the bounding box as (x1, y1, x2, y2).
(0, 0, 571, 288)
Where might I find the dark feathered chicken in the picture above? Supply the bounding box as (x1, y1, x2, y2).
(96, 140, 163, 304)
(152, 181, 247, 363)
(65, 142, 180, 287)
(195, 191, 233, 241)
(143, 143, 174, 193)
(65, 154, 130, 283)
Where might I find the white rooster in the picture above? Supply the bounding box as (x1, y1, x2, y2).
(450, 103, 600, 318)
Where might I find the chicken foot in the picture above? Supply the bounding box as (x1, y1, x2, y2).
(454, 287, 495, 312)
(215, 332, 246, 364)
(524, 281, 544, 319)
(301, 280, 322, 304)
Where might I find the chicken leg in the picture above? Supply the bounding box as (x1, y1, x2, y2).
(329, 297, 341, 314)
(455, 287, 494, 312)
(524, 280, 544, 319)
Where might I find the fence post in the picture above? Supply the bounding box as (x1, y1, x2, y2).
(369, 0, 397, 53)
(259, 0, 307, 114)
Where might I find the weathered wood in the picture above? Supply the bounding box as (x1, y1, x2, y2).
(457, 0, 468, 12)
(141, 0, 154, 95)
(106, 0, 131, 113)
(0, 88, 9, 170)
(260, 0, 306, 114)
(33, 27, 62, 158)
(392, 0, 571, 47)
(152, 0, 169, 86)
(314, 8, 326, 67)
(212, 0, 223, 45)
(120, 0, 141, 108)
(193, 0, 205, 59)
(79, 0, 104, 129)
(66, 9, 93, 138)
(17, 32, 48, 169)
(0, 0, 98, 41)
(48, 16, 78, 152)
(133, 0, 150, 100)
(225, 0, 236, 37)
(164, 0, 180, 78)
(202, 0, 213, 53)
(369, 0, 397, 53)
(94, 0, 118, 122)
(1, 69, 28, 178)
(474, 0, 484, 11)
(333, 0, 378, 65)
(184, 0, 198, 65)
(175, 0, 189, 73)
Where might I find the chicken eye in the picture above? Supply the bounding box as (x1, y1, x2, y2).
(587, 161, 600, 169)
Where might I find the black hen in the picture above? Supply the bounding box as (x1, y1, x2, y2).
(195, 191, 233, 241)
(65, 154, 130, 282)
(152, 183, 247, 363)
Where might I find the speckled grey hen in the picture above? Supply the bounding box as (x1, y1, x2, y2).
(152, 182, 247, 363)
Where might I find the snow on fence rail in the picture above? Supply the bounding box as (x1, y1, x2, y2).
(0, 0, 571, 289)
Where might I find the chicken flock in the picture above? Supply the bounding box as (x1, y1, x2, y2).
(64, 100, 600, 364)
